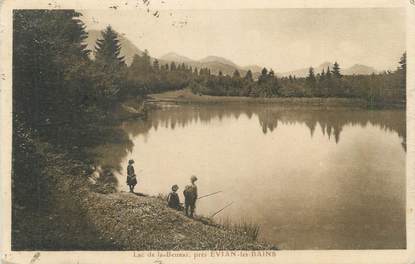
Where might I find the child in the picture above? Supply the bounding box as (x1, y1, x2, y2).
(167, 184, 182, 210)
(183, 175, 198, 217)
(126, 159, 137, 193)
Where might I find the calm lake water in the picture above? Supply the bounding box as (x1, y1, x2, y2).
(99, 103, 406, 250)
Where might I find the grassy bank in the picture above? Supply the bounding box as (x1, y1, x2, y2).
(83, 192, 274, 250)
(148, 89, 367, 106)
(148, 88, 404, 108)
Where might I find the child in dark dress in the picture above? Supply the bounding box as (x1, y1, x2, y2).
(167, 184, 182, 210)
(126, 159, 137, 193)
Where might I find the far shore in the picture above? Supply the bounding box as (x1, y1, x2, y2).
(147, 89, 404, 109)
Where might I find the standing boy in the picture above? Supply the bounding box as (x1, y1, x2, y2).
(183, 175, 198, 218)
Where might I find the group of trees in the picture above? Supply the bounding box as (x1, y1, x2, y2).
(12, 9, 201, 213)
(125, 52, 194, 96)
(13, 10, 195, 142)
(191, 58, 406, 106)
(190, 68, 281, 98)
(288, 59, 406, 104)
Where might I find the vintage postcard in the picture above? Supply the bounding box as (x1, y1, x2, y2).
(0, 0, 414, 263)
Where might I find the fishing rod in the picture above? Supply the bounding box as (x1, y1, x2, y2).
(211, 202, 234, 218)
(197, 191, 222, 200)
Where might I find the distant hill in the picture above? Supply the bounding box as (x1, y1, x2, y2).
(199, 56, 239, 68)
(86, 31, 259, 75)
(241, 65, 264, 73)
(86, 30, 377, 77)
(159, 52, 263, 77)
(159, 52, 194, 63)
(342, 64, 378, 75)
(279, 62, 378, 77)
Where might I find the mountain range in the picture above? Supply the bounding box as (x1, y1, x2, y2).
(86, 30, 378, 77)
(279, 62, 378, 77)
(158, 52, 257, 77)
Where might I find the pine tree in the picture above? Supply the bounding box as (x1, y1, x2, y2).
(306, 67, 317, 95)
(153, 59, 160, 71)
(95, 25, 125, 66)
(307, 67, 316, 81)
(170, 62, 177, 71)
(233, 70, 241, 78)
(142, 50, 151, 69)
(13, 10, 91, 129)
(326, 66, 332, 79)
(399, 52, 406, 73)
(398, 52, 406, 98)
(244, 70, 253, 82)
(92, 25, 129, 105)
(332, 62, 341, 78)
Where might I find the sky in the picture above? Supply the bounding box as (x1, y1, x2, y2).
(80, 8, 405, 72)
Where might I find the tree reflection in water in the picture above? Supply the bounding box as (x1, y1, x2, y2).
(122, 104, 405, 149)
(90, 103, 405, 191)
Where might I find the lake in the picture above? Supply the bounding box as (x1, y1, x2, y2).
(100, 103, 406, 250)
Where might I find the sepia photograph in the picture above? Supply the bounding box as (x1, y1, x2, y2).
(1, 0, 414, 262)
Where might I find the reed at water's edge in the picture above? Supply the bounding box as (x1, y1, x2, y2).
(218, 218, 261, 241)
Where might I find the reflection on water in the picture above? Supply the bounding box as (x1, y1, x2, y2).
(97, 104, 406, 250)
(123, 104, 405, 146)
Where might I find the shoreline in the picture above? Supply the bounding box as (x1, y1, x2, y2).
(12, 103, 276, 251)
(147, 89, 405, 109)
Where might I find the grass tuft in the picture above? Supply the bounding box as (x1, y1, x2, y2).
(219, 217, 261, 241)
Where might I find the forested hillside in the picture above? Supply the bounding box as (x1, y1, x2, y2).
(190, 59, 406, 106)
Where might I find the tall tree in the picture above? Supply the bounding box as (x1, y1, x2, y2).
(306, 67, 316, 81)
(326, 66, 332, 79)
(13, 10, 91, 129)
(244, 70, 253, 82)
(153, 59, 160, 72)
(399, 52, 406, 74)
(332, 62, 342, 78)
(320, 69, 325, 80)
(13, 9, 93, 214)
(92, 25, 128, 106)
(233, 70, 241, 78)
(170, 62, 177, 71)
(95, 25, 125, 66)
(258, 68, 268, 84)
(306, 67, 317, 95)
